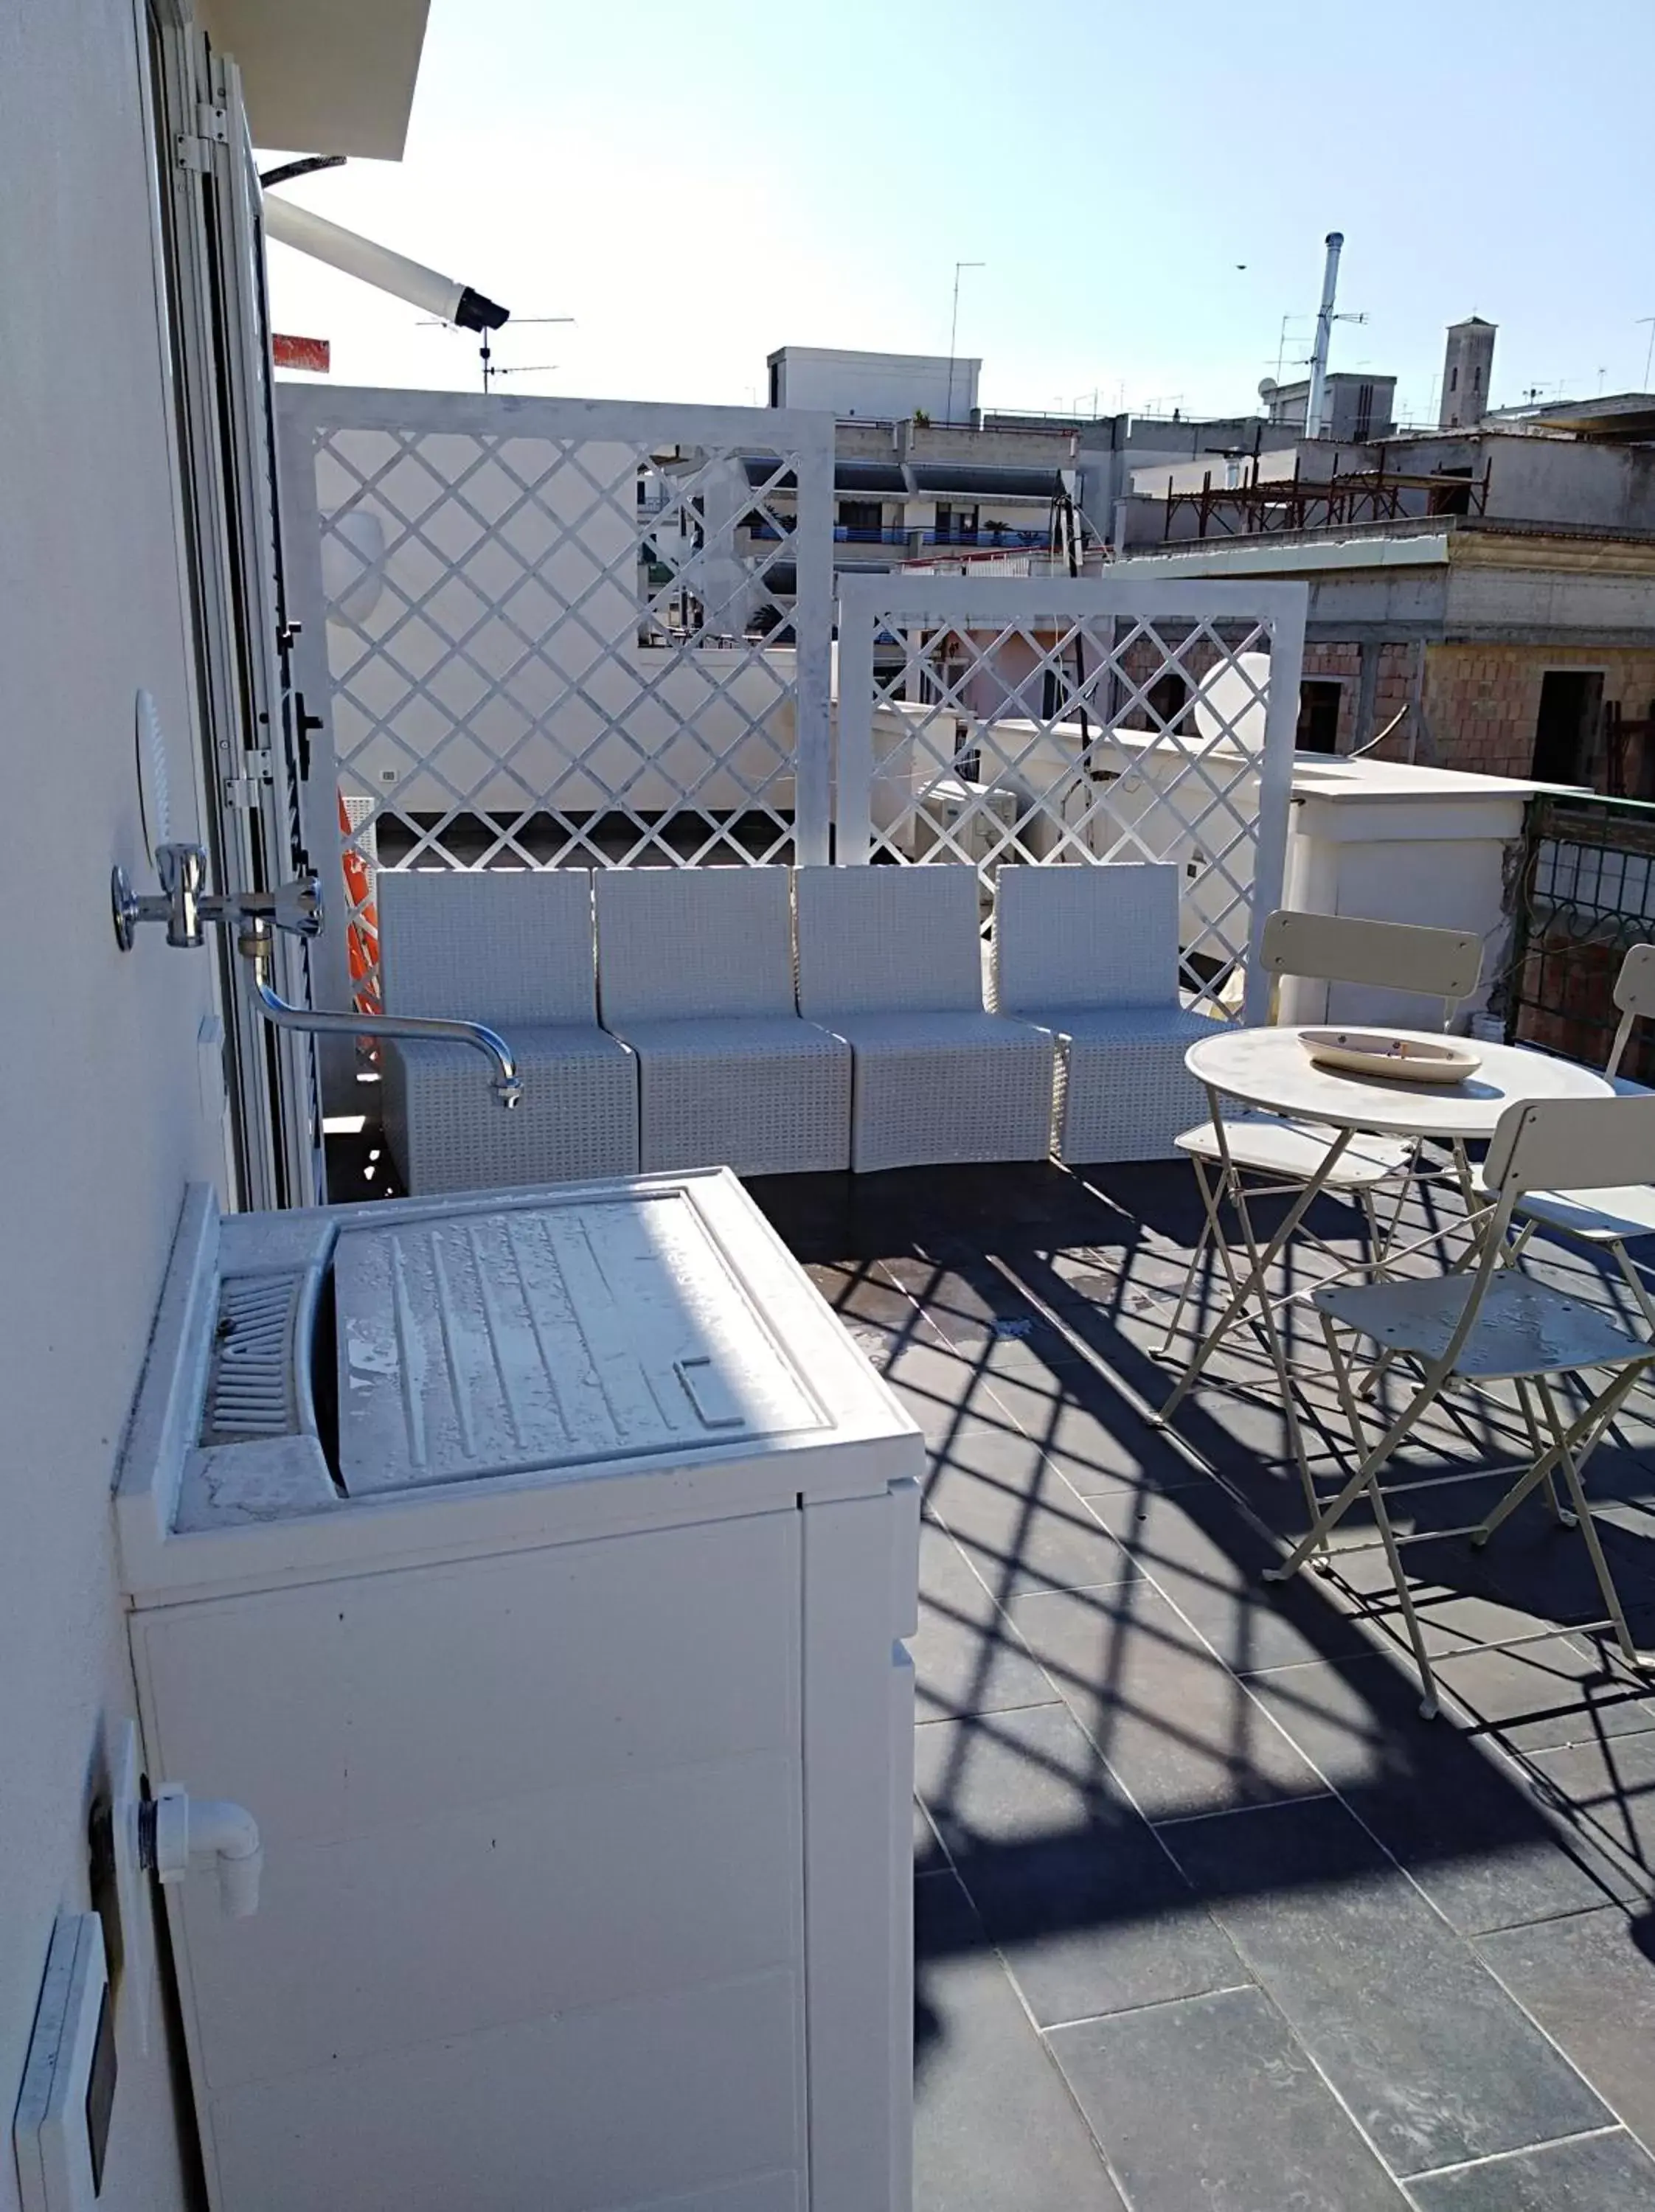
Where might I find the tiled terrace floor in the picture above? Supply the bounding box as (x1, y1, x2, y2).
(749, 1158, 1655, 2212)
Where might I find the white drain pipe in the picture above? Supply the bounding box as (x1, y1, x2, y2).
(1303, 231, 1344, 441)
(149, 1786, 264, 1919)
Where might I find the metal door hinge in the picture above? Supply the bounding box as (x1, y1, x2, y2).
(225, 748, 272, 807)
(176, 104, 229, 170)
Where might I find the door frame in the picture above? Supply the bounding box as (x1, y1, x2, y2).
(139, 0, 322, 1208)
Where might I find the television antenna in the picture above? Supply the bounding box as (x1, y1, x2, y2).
(418, 313, 575, 394)
(945, 261, 985, 425)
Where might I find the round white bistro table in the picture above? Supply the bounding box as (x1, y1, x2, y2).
(1187, 1024, 1614, 1144)
(1161, 1024, 1615, 1417)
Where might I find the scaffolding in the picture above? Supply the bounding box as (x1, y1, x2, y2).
(1163, 452, 1492, 540)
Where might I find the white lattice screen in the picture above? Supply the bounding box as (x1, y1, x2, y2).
(277, 386, 833, 1045)
(835, 574, 1305, 1020)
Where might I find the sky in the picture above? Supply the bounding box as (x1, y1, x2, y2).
(264, 0, 1655, 427)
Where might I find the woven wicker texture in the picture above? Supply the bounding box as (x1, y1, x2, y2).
(1021, 1004, 1224, 1164)
(795, 864, 984, 1017)
(595, 866, 796, 1024)
(615, 1015, 852, 1175)
(378, 868, 598, 1024)
(993, 862, 1182, 1013)
(819, 1010, 1054, 1173)
(382, 1026, 638, 1195)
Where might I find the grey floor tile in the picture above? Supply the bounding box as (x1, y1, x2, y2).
(1448, 1500, 1655, 1646)
(890, 1255, 1086, 1368)
(1406, 2129, 1655, 2208)
(962, 1368, 1208, 1496)
(926, 1453, 1137, 1601)
(1048, 1985, 1406, 2211)
(1428, 1633, 1655, 1753)
(1477, 1907, 1655, 2153)
(1159, 1796, 1611, 2174)
(923, 1417, 1051, 1500)
(802, 1256, 927, 1335)
(1007, 1576, 1326, 1821)
(1524, 1724, 1655, 1885)
(1087, 1483, 1376, 1674)
(1243, 1653, 1642, 1931)
(914, 1705, 1246, 2026)
(884, 1336, 1013, 1444)
(914, 1790, 943, 1870)
(912, 1526, 1060, 1723)
(912, 1872, 1125, 2212)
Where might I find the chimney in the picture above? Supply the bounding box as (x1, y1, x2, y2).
(1440, 318, 1496, 431)
(1303, 232, 1344, 440)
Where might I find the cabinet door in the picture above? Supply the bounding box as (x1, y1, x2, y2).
(133, 1509, 811, 2212)
(801, 1481, 918, 2212)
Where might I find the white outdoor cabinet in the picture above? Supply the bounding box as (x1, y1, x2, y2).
(116, 1171, 923, 2212)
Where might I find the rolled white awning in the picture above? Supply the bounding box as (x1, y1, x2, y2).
(262, 194, 506, 332)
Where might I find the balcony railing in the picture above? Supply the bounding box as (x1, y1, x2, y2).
(1507, 792, 1655, 1082)
(828, 525, 1051, 549)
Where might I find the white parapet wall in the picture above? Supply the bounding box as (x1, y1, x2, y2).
(1278, 757, 1566, 1029)
(872, 709, 1554, 1028)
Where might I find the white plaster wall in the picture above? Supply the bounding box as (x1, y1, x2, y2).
(773, 348, 979, 423)
(0, 5, 226, 2204)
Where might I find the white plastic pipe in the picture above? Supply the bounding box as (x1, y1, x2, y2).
(152, 1787, 264, 1919)
(263, 195, 506, 333)
(1303, 230, 1345, 441)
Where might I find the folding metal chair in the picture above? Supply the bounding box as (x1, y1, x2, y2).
(1269, 1093, 1655, 1719)
(1160, 913, 1485, 1396)
(1491, 942, 1655, 1329)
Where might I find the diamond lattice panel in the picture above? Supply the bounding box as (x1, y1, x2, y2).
(836, 575, 1305, 1020)
(282, 390, 833, 1018)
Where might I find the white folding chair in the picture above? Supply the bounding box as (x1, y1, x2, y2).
(1162, 911, 1485, 1360)
(594, 866, 850, 1176)
(379, 869, 638, 1194)
(794, 866, 1054, 1173)
(1271, 1093, 1655, 1719)
(1490, 943, 1655, 1329)
(992, 862, 1224, 1164)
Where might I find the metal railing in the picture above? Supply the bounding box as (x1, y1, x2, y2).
(1507, 793, 1655, 1080)
(830, 524, 1052, 548)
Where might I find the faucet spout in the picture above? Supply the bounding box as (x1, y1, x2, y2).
(238, 921, 522, 1107)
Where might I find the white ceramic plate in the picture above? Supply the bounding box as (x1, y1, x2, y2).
(1301, 1028, 1482, 1085)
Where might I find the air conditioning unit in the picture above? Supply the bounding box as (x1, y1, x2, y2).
(907, 774, 1021, 864)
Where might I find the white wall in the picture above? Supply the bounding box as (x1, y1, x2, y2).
(0, 5, 226, 2205)
(771, 347, 979, 423)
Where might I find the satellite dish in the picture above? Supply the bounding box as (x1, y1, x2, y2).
(1193, 652, 1271, 751)
(1257, 376, 1278, 403)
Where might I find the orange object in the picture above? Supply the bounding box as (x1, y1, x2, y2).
(338, 791, 381, 1018)
(274, 333, 331, 373)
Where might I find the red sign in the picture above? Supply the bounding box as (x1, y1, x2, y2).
(273, 333, 330, 373)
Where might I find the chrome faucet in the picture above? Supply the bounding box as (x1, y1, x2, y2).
(111, 843, 522, 1109)
(237, 914, 521, 1108)
(112, 841, 324, 949)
